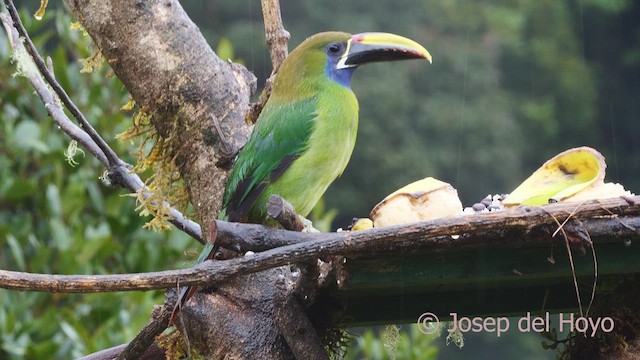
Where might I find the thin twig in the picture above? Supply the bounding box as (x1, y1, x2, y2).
(584, 229, 597, 317)
(77, 344, 127, 360)
(0, 9, 204, 244)
(545, 210, 584, 316)
(4, 0, 120, 166)
(1, 12, 108, 164)
(552, 200, 587, 237)
(546, 201, 600, 318)
(246, 0, 290, 124)
(0, 197, 638, 293)
(260, 0, 289, 72)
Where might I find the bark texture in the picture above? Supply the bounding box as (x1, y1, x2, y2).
(62, 1, 296, 359)
(181, 269, 294, 359)
(65, 0, 256, 228)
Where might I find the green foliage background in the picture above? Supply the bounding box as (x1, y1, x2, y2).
(0, 0, 639, 358)
(185, 0, 640, 227)
(0, 8, 192, 359)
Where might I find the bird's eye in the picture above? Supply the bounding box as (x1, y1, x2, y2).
(327, 42, 343, 55)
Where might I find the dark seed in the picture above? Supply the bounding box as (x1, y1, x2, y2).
(472, 203, 486, 211)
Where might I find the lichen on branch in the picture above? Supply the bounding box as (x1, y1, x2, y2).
(117, 106, 191, 231)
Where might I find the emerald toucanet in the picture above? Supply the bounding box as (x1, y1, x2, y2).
(175, 31, 431, 314)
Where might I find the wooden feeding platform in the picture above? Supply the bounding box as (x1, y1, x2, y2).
(330, 197, 640, 326)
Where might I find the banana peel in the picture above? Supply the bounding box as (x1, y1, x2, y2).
(369, 177, 463, 227)
(503, 146, 631, 207)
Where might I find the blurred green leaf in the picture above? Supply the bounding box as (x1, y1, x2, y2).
(46, 184, 62, 218)
(13, 120, 49, 153)
(6, 234, 26, 271)
(216, 36, 235, 61)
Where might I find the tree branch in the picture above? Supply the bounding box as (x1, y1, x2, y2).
(58, 2, 263, 357)
(214, 218, 307, 253)
(0, 7, 204, 244)
(266, 196, 328, 358)
(114, 292, 176, 360)
(274, 273, 329, 360)
(63, 0, 256, 232)
(246, 0, 290, 124)
(260, 0, 289, 72)
(267, 194, 305, 231)
(0, 197, 637, 293)
(4, 0, 119, 166)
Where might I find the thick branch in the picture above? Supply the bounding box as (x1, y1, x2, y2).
(214, 220, 305, 253)
(267, 194, 305, 232)
(268, 196, 327, 358)
(274, 274, 329, 360)
(0, 8, 204, 244)
(64, 0, 256, 230)
(0, 197, 638, 293)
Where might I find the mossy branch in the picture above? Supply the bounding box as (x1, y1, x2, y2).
(0, 196, 638, 293)
(1, 3, 204, 243)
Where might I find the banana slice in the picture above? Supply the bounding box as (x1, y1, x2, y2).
(370, 177, 462, 227)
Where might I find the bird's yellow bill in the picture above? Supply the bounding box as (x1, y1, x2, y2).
(337, 32, 432, 69)
(352, 32, 432, 63)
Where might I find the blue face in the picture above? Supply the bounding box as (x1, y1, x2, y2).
(325, 41, 356, 88)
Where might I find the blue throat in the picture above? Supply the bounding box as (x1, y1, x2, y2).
(326, 59, 356, 88)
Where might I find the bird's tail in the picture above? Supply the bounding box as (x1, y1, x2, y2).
(169, 240, 219, 325)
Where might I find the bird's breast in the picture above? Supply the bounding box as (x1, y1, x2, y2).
(266, 88, 359, 217)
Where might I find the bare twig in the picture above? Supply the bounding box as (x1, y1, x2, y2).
(1, 12, 108, 164)
(584, 228, 597, 317)
(4, 0, 120, 166)
(78, 343, 166, 360)
(0, 197, 639, 293)
(246, 0, 290, 124)
(545, 210, 584, 316)
(77, 344, 128, 360)
(260, 0, 289, 72)
(0, 7, 204, 244)
(114, 292, 176, 360)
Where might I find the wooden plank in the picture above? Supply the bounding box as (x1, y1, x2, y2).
(334, 235, 640, 326)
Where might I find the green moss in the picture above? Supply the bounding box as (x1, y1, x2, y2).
(116, 105, 191, 232)
(156, 329, 203, 360)
(560, 275, 640, 359)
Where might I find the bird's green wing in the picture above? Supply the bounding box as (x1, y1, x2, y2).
(222, 97, 317, 222)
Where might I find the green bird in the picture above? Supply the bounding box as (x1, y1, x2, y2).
(173, 31, 431, 316)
